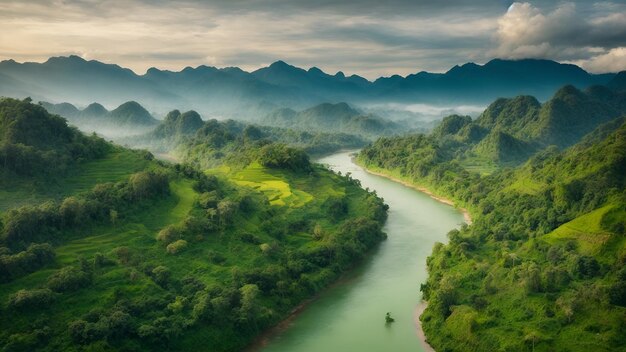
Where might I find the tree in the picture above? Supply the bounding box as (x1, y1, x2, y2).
(46, 266, 91, 292)
(7, 289, 56, 310)
(109, 209, 118, 227)
(166, 240, 188, 255)
(152, 266, 171, 287)
(239, 284, 260, 322)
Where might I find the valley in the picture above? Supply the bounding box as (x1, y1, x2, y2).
(1, 4, 625, 349)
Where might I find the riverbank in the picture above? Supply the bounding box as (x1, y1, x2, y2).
(352, 159, 472, 225)
(352, 154, 472, 352)
(243, 250, 382, 351)
(255, 150, 465, 352)
(414, 302, 435, 352)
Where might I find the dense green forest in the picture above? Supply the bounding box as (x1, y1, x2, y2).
(357, 84, 626, 351)
(0, 98, 388, 351)
(417, 85, 626, 170)
(124, 109, 367, 164)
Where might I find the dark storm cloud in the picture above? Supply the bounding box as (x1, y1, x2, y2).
(0, 0, 624, 77)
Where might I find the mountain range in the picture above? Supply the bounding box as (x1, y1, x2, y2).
(40, 100, 159, 137)
(431, 83, 626, 165)
(0, 56, 619, 118)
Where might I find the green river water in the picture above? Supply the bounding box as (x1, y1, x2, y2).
(256, 151, 466, 352)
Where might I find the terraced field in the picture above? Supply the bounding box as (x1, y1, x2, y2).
(0, 148, 151, 212)
(544, 204, 626, 259)
(218, 162, 314, 207)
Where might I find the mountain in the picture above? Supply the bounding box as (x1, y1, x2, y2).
(425, 83, 626, 166)
(108, 101, 158, 126)
(0, 56, 617, 118)
(0, 56, 179, 110)
(379, 59, 613, 104)
(125, 108, 367, 158)
(607, 71, 626, 92)
(80, 102, 108, 118)
(40, 100, 159, 137)
(261, 102, 403, 138)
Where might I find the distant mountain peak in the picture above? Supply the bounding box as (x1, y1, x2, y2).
(308, 67, 324, 75)
(269, 60, 291, 68)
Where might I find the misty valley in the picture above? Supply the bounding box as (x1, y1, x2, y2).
(1, 2, 626, 351)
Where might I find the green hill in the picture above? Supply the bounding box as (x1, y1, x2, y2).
(0, 97, 157, 211)
(0, 97, 388, 352)
(125, 110, 367, 159)
(397, 84, 626, 170)
(261, 102, 403, 138)
(357, 89, 626, 351)
(40, 100, 159, 137)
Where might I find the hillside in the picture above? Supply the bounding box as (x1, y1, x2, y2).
(0, 98, 388, 351)
(397, 84, 626, 169)
(418, 119, 626, 352)
(261, 102, 403, 138)
(0, 56, 616, 117)
(124, 109, 367, 160)
(356, 90, 626, 351)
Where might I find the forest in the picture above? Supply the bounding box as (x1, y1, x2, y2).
(0, 97, 388, 351)
(357, 84, 626, 351)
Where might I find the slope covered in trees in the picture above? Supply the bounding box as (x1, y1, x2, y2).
(0, 98, 388, 351)
(125, 110, 367, 162)
(380, 84, 626, 170)
(356, 88, 626, 351)
(260, 102, 403, 138)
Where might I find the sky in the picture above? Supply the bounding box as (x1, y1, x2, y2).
(0, 0, 625, 79)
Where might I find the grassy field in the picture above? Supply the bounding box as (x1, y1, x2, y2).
(544, 204, 626, 259)
(0, 148, 152, 212)
(459, 157, 500, 175)
(211, 162, 316, 207)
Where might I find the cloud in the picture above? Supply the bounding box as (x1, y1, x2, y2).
(492, 2, 626, 71)
(574, 47, 626, 73)
(0, 0, 623, 77)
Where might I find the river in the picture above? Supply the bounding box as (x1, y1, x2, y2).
(256, 150, 466, 352)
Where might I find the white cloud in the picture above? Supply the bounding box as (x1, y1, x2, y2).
(492, 2, 626, 72)
(0, 1, 624, 76)
(573, 47, 626, 73)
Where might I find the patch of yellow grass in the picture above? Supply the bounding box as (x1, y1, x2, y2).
(544, 205, 615, 256)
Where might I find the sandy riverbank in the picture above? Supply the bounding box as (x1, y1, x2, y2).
(414, 302, 436, 352)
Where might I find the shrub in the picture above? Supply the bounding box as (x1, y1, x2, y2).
(166, 240, 188, 255)
(7, 289, 56, 310)
(156, 225, 181, 244)
(151, 266, 171, 287)
(46, 266, 91, 292)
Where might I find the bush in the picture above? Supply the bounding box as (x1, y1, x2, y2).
(0, 243, 55, 282)
(166, 240, 188, 255)
(151, 266, 171, 287)
(156, 225, 181, 245)
(7, 289, 56, 310)
(46, 266, 91, 292)
(207, 250, 226, 264)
